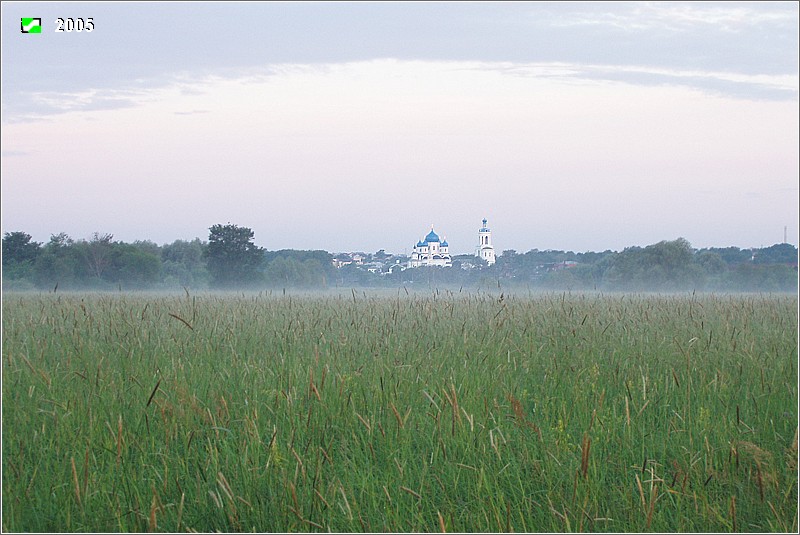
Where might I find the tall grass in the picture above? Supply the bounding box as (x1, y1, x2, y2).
(2, 291, 797, 532)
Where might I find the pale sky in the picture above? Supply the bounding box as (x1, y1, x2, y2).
(2, 1, 798, 255)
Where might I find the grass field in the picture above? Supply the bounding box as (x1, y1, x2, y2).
(2, 290, 797, 532)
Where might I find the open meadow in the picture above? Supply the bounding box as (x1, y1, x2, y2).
(2, 291, 797, 532)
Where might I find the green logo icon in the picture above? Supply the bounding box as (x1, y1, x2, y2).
(21, 18, 42, 33)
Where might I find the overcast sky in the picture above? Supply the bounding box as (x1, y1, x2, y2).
(2, 1, 798, 255)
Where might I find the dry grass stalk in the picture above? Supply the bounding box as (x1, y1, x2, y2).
(788, 426, 798, 471)
(148, 493, 158, 532)
(220, 395, 230, 421)
(314, 489, 330, 509)
(438, 511, 446, 533)
(450, 383, 461, 422)
(217, 472, 234, 504)
(116, 415, 123, 465)
(82, 447, 89, 500)
(580, 434, 591, 479)
(309, 369, 321, 401)
(670, 460, 681, 488)
(71, 456, 82, 508)
(625, 397, 630, 427)
(739, 440, 776, 494)
(755, 463, 764, 502)
(302, 518, 324, 530)
(20, 353, 36, 374)
(390, 402, 404, 429)
(422, 390, 440, 412)
(177, 492, 185, 532)
(729, 495, 737, 532)
(355, 412, 371, 434)
(645, 483, 657, 530)
(319, 446, 333, 466)
(168, 312, 193, 330)
(310, 380, 321, 401)
(729, 443, 738, 468)
(146, 379, 161, 408)
(767, 501, 787, 532)
(289, 482, 300, 517)
(506, 393, 540, 437)
(490, 429, 501, 460)
(635, 474, 646, 511)
(394, 457, 404, 476)
(401, 486, 421, 499)
(461, 407, 475, 432)
(339, 485, 353, 521)
(208, 490, 222, 509)
(572, 469, 579, 504)
(545, 491, 572, 530)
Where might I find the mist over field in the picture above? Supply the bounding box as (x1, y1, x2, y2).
(2, 229, 797, 294)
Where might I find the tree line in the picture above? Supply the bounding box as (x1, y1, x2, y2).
(2, 224, 336, 291)
(495, 238, 797, 292)
(2, 225, 797, 292)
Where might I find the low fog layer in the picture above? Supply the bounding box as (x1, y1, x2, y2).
(3, 231, 796, 294)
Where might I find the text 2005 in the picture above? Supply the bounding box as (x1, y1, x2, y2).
(55, 18, 94, 32)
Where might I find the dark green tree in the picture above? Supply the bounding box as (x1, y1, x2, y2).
(32, 233, 81, 289)
(161, 238, 209, 288)
(107, 243, 161, 289)
(696, 251, 726, 275)
(723, 263, 797, 292)
(753, 243, 798, 265)
(263, 249, 334, 287)
(263, 256, 329, 288)
(698, 246, 751, 266)
(86, 232, 114, 280)
(3, 231, 41, 265)
(203, 223, 264, 288)
(602, 238, 705, 291)
(132, 240, 161, 258)
(2, 231, 41, 280)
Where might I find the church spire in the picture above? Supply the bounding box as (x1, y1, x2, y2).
(476, 217, 496, 266)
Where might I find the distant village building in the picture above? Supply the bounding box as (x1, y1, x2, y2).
(331, 254, 350, 268)
(476, 218, 496, 266)
(408, 227, 452, 268)
(332, 252, 365, 268)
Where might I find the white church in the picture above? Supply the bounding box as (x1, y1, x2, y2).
(408, 227, 452, 268)
(407, 219, 496, 268)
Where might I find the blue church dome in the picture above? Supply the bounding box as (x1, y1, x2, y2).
(441, 240, 448, 247)
(416, 241, 425, 248)
(425, 229, 440, 243)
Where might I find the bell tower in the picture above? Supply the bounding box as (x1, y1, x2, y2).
(476, 218, 495, 266)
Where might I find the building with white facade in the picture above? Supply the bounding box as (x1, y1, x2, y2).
(408, 227, 452, 268)
(476, 218, 496, 265)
